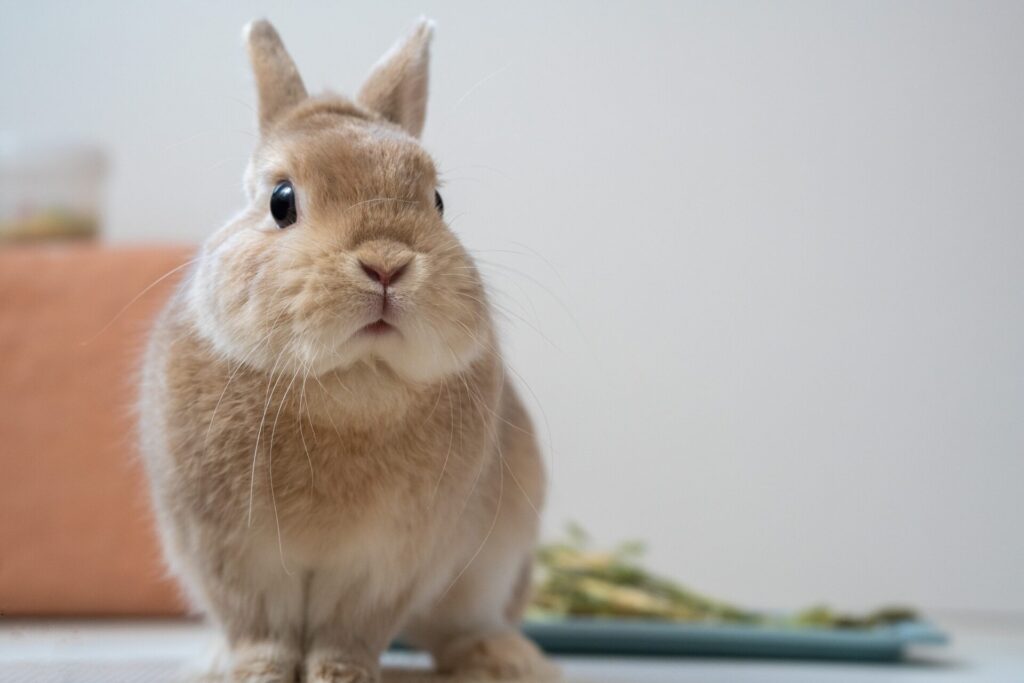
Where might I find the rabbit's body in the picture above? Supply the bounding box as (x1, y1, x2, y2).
(139, 19, 551, 683)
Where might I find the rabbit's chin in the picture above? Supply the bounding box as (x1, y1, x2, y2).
(200, 317, 486, 386)
(315, 320, 486, 384)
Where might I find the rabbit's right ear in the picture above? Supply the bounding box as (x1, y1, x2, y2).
(357, 19, 434, 138)
(244, 19, 307, 133)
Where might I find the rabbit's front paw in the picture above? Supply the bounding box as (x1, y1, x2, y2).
(435, 631, 560, 681)
(229, 642, 300, 683)
(305, 650, 378, 683)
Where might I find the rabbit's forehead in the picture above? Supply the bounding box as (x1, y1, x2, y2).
(260, 119, 436, 204)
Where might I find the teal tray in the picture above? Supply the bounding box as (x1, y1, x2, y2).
(520, 618, 948, 662)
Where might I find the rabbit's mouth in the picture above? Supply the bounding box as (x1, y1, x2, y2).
(358, 319, 397, 336)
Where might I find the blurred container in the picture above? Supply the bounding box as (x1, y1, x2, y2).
(0, 137, 108, 242)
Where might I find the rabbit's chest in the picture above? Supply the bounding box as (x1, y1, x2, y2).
(229, 405, 484, 532)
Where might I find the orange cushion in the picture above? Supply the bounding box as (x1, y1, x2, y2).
(0, 244, 192, 616)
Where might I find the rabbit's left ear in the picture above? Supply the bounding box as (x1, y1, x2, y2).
(358, 19, 434, 138)
(245, 19, 308, 134)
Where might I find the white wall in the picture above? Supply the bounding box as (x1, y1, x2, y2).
(3, 0, 1022, 614)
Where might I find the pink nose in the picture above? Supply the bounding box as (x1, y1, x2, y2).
(359, 260, 408, 287)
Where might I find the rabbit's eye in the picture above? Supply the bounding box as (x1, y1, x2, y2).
(434, 189, 444, 216)
(270, 180, 297, 228)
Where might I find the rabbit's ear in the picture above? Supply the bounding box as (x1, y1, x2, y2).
(358, 19, 434, 138)
(244, 19, 308, 133)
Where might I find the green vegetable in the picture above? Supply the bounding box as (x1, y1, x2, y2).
(530, 525, 918, 630)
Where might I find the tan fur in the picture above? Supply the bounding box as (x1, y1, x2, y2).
(139, 18, 553, 683)
(358, 20, 434, 139)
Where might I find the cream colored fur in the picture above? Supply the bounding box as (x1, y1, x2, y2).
(139, 18, 554, 683)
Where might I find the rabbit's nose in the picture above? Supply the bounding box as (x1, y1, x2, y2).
(359, 258, 410, 287)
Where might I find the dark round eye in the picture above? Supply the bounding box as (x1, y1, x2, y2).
(270, 180, 297, 228)
(434, 189, 444, 216)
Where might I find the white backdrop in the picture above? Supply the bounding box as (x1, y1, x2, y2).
(3, 0, 1022, 614)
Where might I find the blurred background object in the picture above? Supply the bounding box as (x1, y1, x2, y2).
(0, 137, 107, 242)
(0, 245, 189, 616)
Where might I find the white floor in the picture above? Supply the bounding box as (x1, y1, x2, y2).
(0, 615, 1022, 683)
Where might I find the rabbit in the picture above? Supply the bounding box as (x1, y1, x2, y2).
(138, 18, 555, 683)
